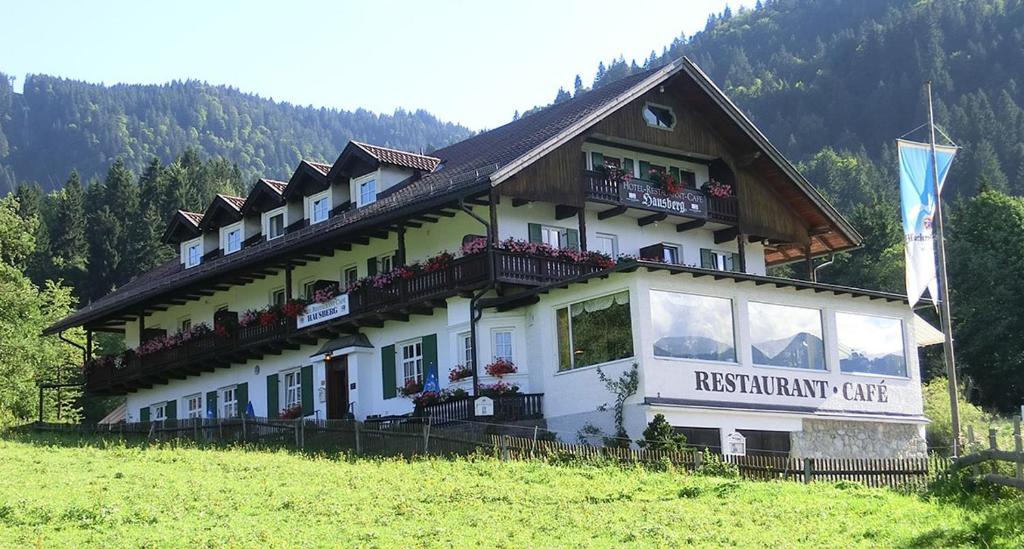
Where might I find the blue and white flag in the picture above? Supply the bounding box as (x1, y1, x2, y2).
(897, 139, 957, 307)
(423, 370, 439, 393)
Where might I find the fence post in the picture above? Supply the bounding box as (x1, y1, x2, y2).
(241, 414, 247, 442)
(294, 419, 300, 448)
(989, 428, 999, 475)
(500, 436, 509, 461)
(694, 449, 702, 470)
(1014, 417, 1022, 481)
(423, 421, 431, 454)
(301, 418, 305, 449)
(354, 421, 362, 455)
(532, 426, 539, 458)
(804, 458, 814, 484)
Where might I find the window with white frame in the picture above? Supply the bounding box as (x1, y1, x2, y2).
(309, 192, 330, 224)
(151, 402, 167, 421)
(283, 370, 301, 410)
(459, 331, 474, 369)
(541, 225, 565, 248)
(302, 280, 316, 300)
(183, 238, 202, 269)
(661, 243, 681, 264)
(271, 288, 286, 307)
(379, 253, 395, 273)
(359, 179, 377, 206)
(556, 291, 633, 370)
(701, 248, 739, 272)
(180, 318, 191, 332)
(401, 340, 424, 385)
(493, 330, 513, 362)
(220, 386, 238, 418)
(221, 222, 243, 254)
(264, 207, 286, 240)
(184, 393, 203, 419)
(343, 266, 359, 286)
(593, 233, 618, 257)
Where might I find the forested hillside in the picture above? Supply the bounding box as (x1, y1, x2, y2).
(0, 75, 472, 193)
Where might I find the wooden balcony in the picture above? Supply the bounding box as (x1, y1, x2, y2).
(84, 251, 608, 395)
(583, 169, 738, 224)
(424, 393, 544, 425)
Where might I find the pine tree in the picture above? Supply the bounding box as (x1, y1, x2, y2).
(639, 413, 687, 451)
(553, 87, 571, 105)
(50, 171, 88, 288)
(573, 75, 583, 96)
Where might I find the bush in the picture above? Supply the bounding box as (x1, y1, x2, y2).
(695, 449, 738, 478)
(922, 377, 1012, 454)
(639, 414, 688, 451)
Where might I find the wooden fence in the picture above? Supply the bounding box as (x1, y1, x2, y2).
(954, 418, 1024, 490)
(27, 419, 943, 490)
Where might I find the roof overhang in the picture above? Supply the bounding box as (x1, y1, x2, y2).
(161, 210, 202, 245)
(241, 179, 286, 216)
(327, 141, 381, 181)
(282, 160, 331, 200)
(198, 195, 243, 231)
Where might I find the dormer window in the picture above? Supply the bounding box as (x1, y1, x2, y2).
(642, 102, 675, 130)
(359, 179, 377, 207)
(221, 222, 243, 255)
(307, 191, 331, 225)
(263, 207, 286, 240)
(183, 237, 203, 269)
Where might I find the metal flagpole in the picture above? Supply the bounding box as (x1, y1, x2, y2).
(926, 80, 962, 457)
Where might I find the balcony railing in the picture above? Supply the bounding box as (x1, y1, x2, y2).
(425, 393, 544, 425)
(84, 250, 609, 394)
(583, 169, 738, 224)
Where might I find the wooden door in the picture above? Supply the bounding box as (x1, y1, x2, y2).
(325, 356, 349, 419)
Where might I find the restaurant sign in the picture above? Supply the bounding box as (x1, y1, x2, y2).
(297, 294, 350, 329)
(620, 180, 707, 218)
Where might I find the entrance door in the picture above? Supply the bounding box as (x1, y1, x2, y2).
(325, 356, 349, 419)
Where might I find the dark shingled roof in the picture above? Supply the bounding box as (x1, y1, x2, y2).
(352, 141, 441, 172)
(45, 67, 668, 334)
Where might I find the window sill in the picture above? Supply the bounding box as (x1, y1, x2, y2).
(554, 357, 635, 377)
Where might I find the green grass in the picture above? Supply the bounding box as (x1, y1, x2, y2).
(0, 432, 1022, 548)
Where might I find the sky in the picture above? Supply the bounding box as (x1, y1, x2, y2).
(0, 0, 756, 130)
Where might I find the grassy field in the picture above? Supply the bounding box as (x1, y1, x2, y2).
(0, 432, 1021, 548)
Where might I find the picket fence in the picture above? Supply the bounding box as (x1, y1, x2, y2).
(28, 418, 945, 491)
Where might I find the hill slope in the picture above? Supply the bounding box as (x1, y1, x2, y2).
(0, 74, 473, 192)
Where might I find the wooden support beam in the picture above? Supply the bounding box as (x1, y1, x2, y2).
(397, 225, 407, 266)
(638, 212, 667, 227)
(676, 219, 706, 232)
(577, 209, 588, 252)
(598, 206, 627, 220)
(417, 216, 439, 224)
(512, 198, 531, 207)
(736, 233, 747, 273)
(555, 205, 578, 220)
(404, 221, 423, 229)
(435, 210, 456, 218)
(714, 227, 740, 244)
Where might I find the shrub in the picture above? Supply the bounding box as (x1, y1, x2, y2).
(922, 377, 1007, 454)
(638, 413, 688, 452)
(695, 449, 738, 478)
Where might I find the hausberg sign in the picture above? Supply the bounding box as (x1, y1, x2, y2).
(619, 180, 707, 218)
(296, 294, 350, 329)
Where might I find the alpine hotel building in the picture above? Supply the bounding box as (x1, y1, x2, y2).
(49, 59, 933, 458)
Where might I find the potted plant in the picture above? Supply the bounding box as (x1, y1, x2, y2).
(478, 381, 520, 398)
(484, 358, 517, 378)
(704, 179, 733, 198)
(449, 364, 473, 382)
(280, 404, 302, 420)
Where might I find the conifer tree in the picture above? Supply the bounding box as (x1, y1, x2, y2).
(50, 171, 88, 288)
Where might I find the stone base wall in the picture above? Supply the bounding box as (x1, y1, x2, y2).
(790, 418, 927, 459)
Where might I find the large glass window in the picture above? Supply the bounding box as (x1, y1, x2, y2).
(593, 233, 618, 257)
(459, 332, 474, 369)
(836, 312, 907, 376)
(402, 340, 424, 384)
(493, 330, 513, 362)
(651, 290, 735, 362)
(220, 386, 238, 418)
(748, 302, 826, 370)
(557, 291, 633, 370)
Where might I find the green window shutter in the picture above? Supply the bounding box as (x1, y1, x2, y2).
(638, 160, 651, 179)
(669, 166, 680, 183)
(301, 365, 314, 417)
(622, 158, 634, 176)
(165, 400, 176, 421)
(565, 228, 580, 251)
(528, 223, 542, 244)
(731, 253, 742, 273)
(207, 391, 218, 418)
(236, 382, 249, 417)
(139, 406, 150, 422)
(367, 257, 378, 276)
(700, 248, 714, 269)
(266, 375, 279, 419)
(422, 334, 438, 384)
(590, 152, 604, 170)
(382, 344, 397, 399)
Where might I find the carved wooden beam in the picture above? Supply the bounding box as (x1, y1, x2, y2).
(555, 205, 579, 220)
(597, 206, 627, 220)
(638, 213, 668, 227)
(676, 219, 706, 232)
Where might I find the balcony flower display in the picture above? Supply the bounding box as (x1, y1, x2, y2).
(423, 251, 454, 273)
(281, 299, 306, 318)
(135, 323, 212, 356)
(648, 169, 684, 194)
(597, 164, 632, 184)
(214, 324, 231, 338)
(449, 364, 473, 382)
(484, 358, 517, 378)
(312, 286, 336, 304)
(478, 381, 520, 398)
(460, 237, 488, 256)
(259, 309, 279, 327)
(398, 378, 424, 398)
(704, 179, 733, 198)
